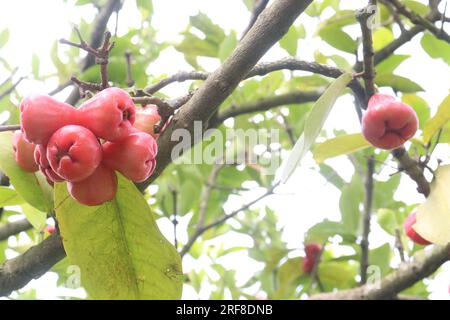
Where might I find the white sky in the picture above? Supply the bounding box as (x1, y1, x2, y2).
(0, 0, 449, 300)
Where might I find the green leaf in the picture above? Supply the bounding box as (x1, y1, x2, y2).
(415, 165, 450, 245)
(31, 54, 40, 79)
(280, 73, 353, 183)
(339, 175, 363, 235)
(313, 133, 370, 163)
(420, 33, 450, 65)
(318, 164, 346, 190)
(404, 0, 429, 15)
(190, 12, 225, 45)
(55, 174, 183, 299)
(136, 0, 153, 19)
(318, 261, 357, 289)
(306, 220, 352, 243)
(218, 31, 237, 62)
(0, 186, 25, 207)
(376, 55, 410, 75)
(0, 29, 10, 49)
(51, 41, 68, 82)
(423, 94, 450, 144)
(319, 28, 357, 54)
(401, 94, 430, 130)
(280, 25, 298, 56)
(0, 132, 53, 212)
(375, 74, 424, 92)
(21, 203, 46, 231)
(377, 208, 404, 236)
(369, 244, 391, 276)
(372, 27, 394, 51)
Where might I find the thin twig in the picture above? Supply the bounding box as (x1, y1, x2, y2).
(387, 0, 450, 43)
(0, 77, 25, 102)
(124, 50, 135, 87)
(180, 182, 279, 257)
(171, 189, 178, 250)
(395, 228, 406, 263)
(0, 124, 21, 132)
(360, 156, 375, 284)
(0, 219, 33, 241)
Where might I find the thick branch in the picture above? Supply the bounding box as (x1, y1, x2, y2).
(147, 0, 313, 184)
(311, 243, 450, 299)
(0, 219, 32, 241)
(0, 233, 65, 297)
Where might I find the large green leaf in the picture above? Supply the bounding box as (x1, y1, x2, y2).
(0, 186, 25, 207)
(372, 27, 394, 51)
(415, 165, 450, 245)
(313, 133, 370, 163)
(423, 94, 450, 144)
(0, 132, 53, 213)
(375, 74, 424, 92)
(339, 175, 363, 235)
(280, 73, 353, 183)
(55, 174, 183, 299)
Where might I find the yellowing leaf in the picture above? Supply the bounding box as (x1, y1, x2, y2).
(423, 94, 450, 144)
(415, 165, 450, 245)
(313, 133, 370, 163)
(55, 174, 183, 299)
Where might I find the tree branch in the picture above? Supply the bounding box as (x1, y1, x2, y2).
(311, 242, 450, 299)
(0, 233, 65, 297)
(212, 90, 322, 125)
(387, 0, 450, 43)
(392, 147, 430, 197)
(0, 219, 32, 241)
(241, 0, 270, 39)
(360, 156, 375, 284)
(0, 125, 21, 133)
(180, 183, 278, 258)
(146, 0, 313, 185)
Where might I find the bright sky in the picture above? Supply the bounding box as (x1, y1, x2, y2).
(0, 0, 449, 300)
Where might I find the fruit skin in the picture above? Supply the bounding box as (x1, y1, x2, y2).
(44, 225, 56, 234)
(78, 87, 136, 142)
(20, 94, 79, 144)
(102, 130, 157, 182)
(302, 243, 322, 273)
(362, 93, 418, 150)
(47, 125, 102, 182)
(12, 131, 38, 172)
(404, 211, 431, 245)
(67, 164, 117, 206)
(34, 144, 64, 183)
(133, 105, 161, 138)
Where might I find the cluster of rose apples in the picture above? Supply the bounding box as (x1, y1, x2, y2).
(12, 87, 161, 206)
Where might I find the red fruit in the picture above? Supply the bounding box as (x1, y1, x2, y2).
(20, 94, 79, 144)
(44, 225, 56, 234)
(103, 131, 157, 182)
(47, 125, 102, 182)
(404, 211, 431, 246)
(362, 93, 418, 150)
(12, 131, 38, 172)
(34, 144, 64, 183)
(133, 105, 161, 138)
(302, 243, 322, 273)
(78, 87, 136, 142)
(67, 164, 117, 206)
